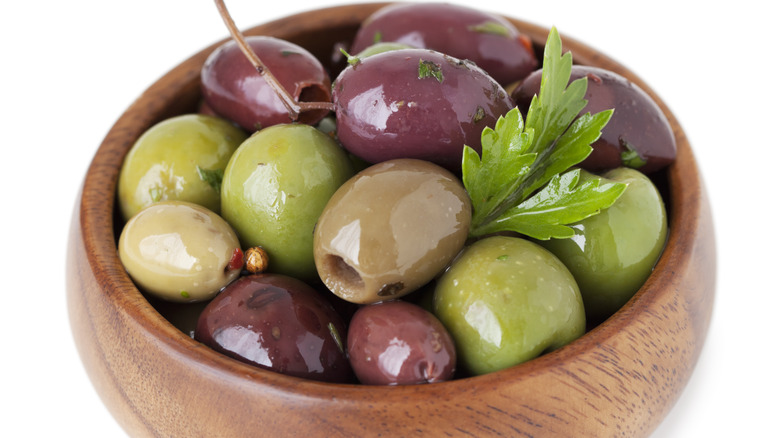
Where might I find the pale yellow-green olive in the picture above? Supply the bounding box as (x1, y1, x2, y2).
(539, 167, 668, 323)
(314, 159, 471, 304)
(118, 201, 242, 303)
(117, 114, 247, 221)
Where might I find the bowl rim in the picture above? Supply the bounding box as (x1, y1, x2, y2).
(76, 0, 703, 403)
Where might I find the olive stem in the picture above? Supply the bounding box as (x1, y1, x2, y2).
(213, 0, 335, 120)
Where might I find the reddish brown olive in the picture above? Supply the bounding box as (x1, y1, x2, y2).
(350, 3, 538, 85)
(201, 36, 331, 131)
(347, 300, 457, 385)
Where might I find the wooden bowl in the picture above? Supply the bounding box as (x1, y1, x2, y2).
(66, 3, 716, 437)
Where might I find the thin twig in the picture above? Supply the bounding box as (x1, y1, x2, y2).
(213, 0, 334, 120)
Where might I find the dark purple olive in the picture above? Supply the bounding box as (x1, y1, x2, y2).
(512, 65, 676, 174)
(350, 3, 537, 85)
(347, 300, 456, 385)
(332, 48, 514, 173)
(201, 36, 331, 132)
(194, 274, 353, 383)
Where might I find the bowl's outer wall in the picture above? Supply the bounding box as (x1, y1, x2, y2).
(67, 3, 716, 437)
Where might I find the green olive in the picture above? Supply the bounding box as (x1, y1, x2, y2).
(220, 124, 354, 280)
(539, 167, 668, 323)
(433, 235, 586, 375)
(117, 114, 247, 221)
(314, 159, 471, 304)
(118, 201, 242, 303)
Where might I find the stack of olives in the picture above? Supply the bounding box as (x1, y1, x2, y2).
(116, 2, 675, 386)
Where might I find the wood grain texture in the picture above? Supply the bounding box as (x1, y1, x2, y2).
(66, 3, 716, 437)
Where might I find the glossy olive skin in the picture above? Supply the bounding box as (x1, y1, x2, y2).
(350, 3, 537, 85)
(434, 236, 586, 376)
(539, 168, 668, 323)
(117, 114, 247, 221)
(221, 124, 354, 280)
(118, 201, 242, 303)
(348, 300, 456, 385)
(195, 274, 353, 383)
(201, 36, 331, 131)
(513, 65, 676, 174)
(332, 48, 514, 173)
(313, 159, 471, 304)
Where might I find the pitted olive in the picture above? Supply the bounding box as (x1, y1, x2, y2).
(313, 159, 471, 304)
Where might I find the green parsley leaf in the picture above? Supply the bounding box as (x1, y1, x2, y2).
(197, 166, 224, 192)
(463, 108, 536, 228)
(462, 27, 626, 240)
(471, 169, 627, 239)
(418, 60, 444, 82)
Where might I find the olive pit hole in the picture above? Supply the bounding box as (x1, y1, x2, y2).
(324, 254, 364, 295)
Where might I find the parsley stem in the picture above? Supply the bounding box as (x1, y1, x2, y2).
(471, 138, 560, 234)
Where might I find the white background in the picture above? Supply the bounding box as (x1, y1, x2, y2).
(2, 0, 777, 436)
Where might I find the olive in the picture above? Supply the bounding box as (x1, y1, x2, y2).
(313, 159, 471, 304)
(118, 201, 243, 303)
(434, 235, 586, 375)
(201, 36, 331, 131)
(332, 48, 514, 173)
(194, 274, 353, 383)
(117, 114, 247, 221)
(350, 3, 537, 85)
(347, 300, 456, 385)
(538, 167, 668, 323)
(220, 124, 354, 280)
(512, 65, 676, 174)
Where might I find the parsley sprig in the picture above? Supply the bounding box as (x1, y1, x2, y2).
(463, 27, 626, 240)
